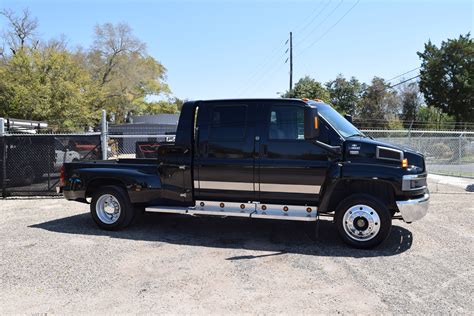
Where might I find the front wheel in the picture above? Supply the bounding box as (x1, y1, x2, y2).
(90, 185, 135, 230)
(335, 194, 392, 249)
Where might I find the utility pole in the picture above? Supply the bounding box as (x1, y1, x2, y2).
(289, 31, 293, 97)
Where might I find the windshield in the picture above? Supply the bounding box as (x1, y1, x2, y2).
(316, 103, 364, 138)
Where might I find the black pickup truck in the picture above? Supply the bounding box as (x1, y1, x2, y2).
(61, 99, 429, 248)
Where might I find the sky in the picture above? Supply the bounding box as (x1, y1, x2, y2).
(1, 0, 473, 101)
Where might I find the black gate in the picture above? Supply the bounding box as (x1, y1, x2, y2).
(0, 134, 101, 197)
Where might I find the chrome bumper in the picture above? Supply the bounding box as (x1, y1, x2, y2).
(396, 193, 430, 223)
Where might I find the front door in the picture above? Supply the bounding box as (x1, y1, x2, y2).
(194, 101, 257, 202)
(256, 101, 329, 205)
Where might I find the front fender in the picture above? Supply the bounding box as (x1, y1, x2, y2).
(318, 162, 403, 213)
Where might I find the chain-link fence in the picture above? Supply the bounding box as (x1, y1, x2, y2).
(108, 123, 177, 159)
(1, 121, 473, 197)
(362, 130, 474, 178)
(0, 134, 101, 197)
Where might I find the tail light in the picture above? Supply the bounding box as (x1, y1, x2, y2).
(59, 165, 65, 187)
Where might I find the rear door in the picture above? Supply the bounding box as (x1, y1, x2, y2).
(194, 101, 257, 202)
(256, 101, 329, 205)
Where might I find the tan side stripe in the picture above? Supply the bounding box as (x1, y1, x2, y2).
(196, 181, 320, 194)
(260, 183, 321, 194)
(198, 181, 254, 191)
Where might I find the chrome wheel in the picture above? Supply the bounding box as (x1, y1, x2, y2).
(96, 194, 121, 224)
(342, 204, 381, 241)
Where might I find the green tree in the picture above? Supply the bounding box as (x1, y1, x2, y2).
(282, 76, 330, 102)
(357, 77, 401, 128)
(87, 22, 171, 122)
(397, 81, 423, 128)
(416, 106, 456, 129)
(0, 46, 99, 130)
(417, 33, 474, 125)
(325, 74, 365, 114)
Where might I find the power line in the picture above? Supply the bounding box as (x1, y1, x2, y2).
(236, 39, 287, 96)
(238, 1, 335, 97)
(294, 0, 345, 49)
(294, 0, 332, 35)
(386, 67, 421, 83)
(297, 0, 360, 56)
(389, 74, 421, 88)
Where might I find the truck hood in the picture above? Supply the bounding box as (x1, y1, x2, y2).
(344, 136, 425, 172)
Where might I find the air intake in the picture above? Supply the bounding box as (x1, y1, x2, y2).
(376, 146, 403, 161)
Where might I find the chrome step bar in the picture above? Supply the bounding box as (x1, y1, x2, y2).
(146, 201, 317, 222)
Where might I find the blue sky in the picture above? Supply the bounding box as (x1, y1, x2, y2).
(1, 0, 472, 100)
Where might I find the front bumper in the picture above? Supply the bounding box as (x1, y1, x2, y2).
(396, 192, 430, 223)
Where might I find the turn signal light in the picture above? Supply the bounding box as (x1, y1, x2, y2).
(314, 117, 319, 129)
(402, 159, 408, 168)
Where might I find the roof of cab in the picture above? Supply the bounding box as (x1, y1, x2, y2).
(189, 98, 326, 105)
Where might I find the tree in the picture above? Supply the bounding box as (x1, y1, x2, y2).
(397, 81, 423, 127)
(325, 74, 365, 114)
(0, 45, 99, 130)
(0, 9, 177, 130)
(416, 106, 456, 130)
(357, 77, 401, 128)
(417, 33, 474, 125)
(282, 76, 330, 102)
(87, 23, 170, 122)
(0, 8, 38, 55)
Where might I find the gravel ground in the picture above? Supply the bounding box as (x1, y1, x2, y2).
(0, 178, 473, 314)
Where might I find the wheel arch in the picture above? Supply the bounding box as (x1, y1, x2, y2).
(85, 178, 128, 199)
(319, 178, 397, 214)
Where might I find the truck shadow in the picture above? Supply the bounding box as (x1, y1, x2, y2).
(30, 212, 412, 258)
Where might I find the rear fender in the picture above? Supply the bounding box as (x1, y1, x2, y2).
(68, 168, 162, 204)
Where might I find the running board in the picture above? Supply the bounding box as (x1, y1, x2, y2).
(146, 201, 317, 222)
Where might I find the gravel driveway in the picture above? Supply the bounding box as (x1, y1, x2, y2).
(0, 178, 473, 314)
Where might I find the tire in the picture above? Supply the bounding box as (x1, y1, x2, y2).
(90, 185, 135, 230)
(334, 194, 392, 249)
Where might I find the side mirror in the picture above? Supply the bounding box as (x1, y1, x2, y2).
(344, 114, 353, 123)
(304, 107, 319, 140)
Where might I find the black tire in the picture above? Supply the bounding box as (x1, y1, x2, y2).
(90, 185, 135, 230)
(334, 194, 392, 249)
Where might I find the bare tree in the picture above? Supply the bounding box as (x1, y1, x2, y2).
(91, 22, 145, 85)
(0, 8, 38, 54)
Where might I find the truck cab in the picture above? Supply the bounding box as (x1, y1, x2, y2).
(62, 99, 429, 248)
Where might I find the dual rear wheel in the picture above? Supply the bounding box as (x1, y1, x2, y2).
(90, 186, 135, 230)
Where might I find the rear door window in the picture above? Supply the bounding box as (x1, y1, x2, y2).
(209, 105, 247, 141)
